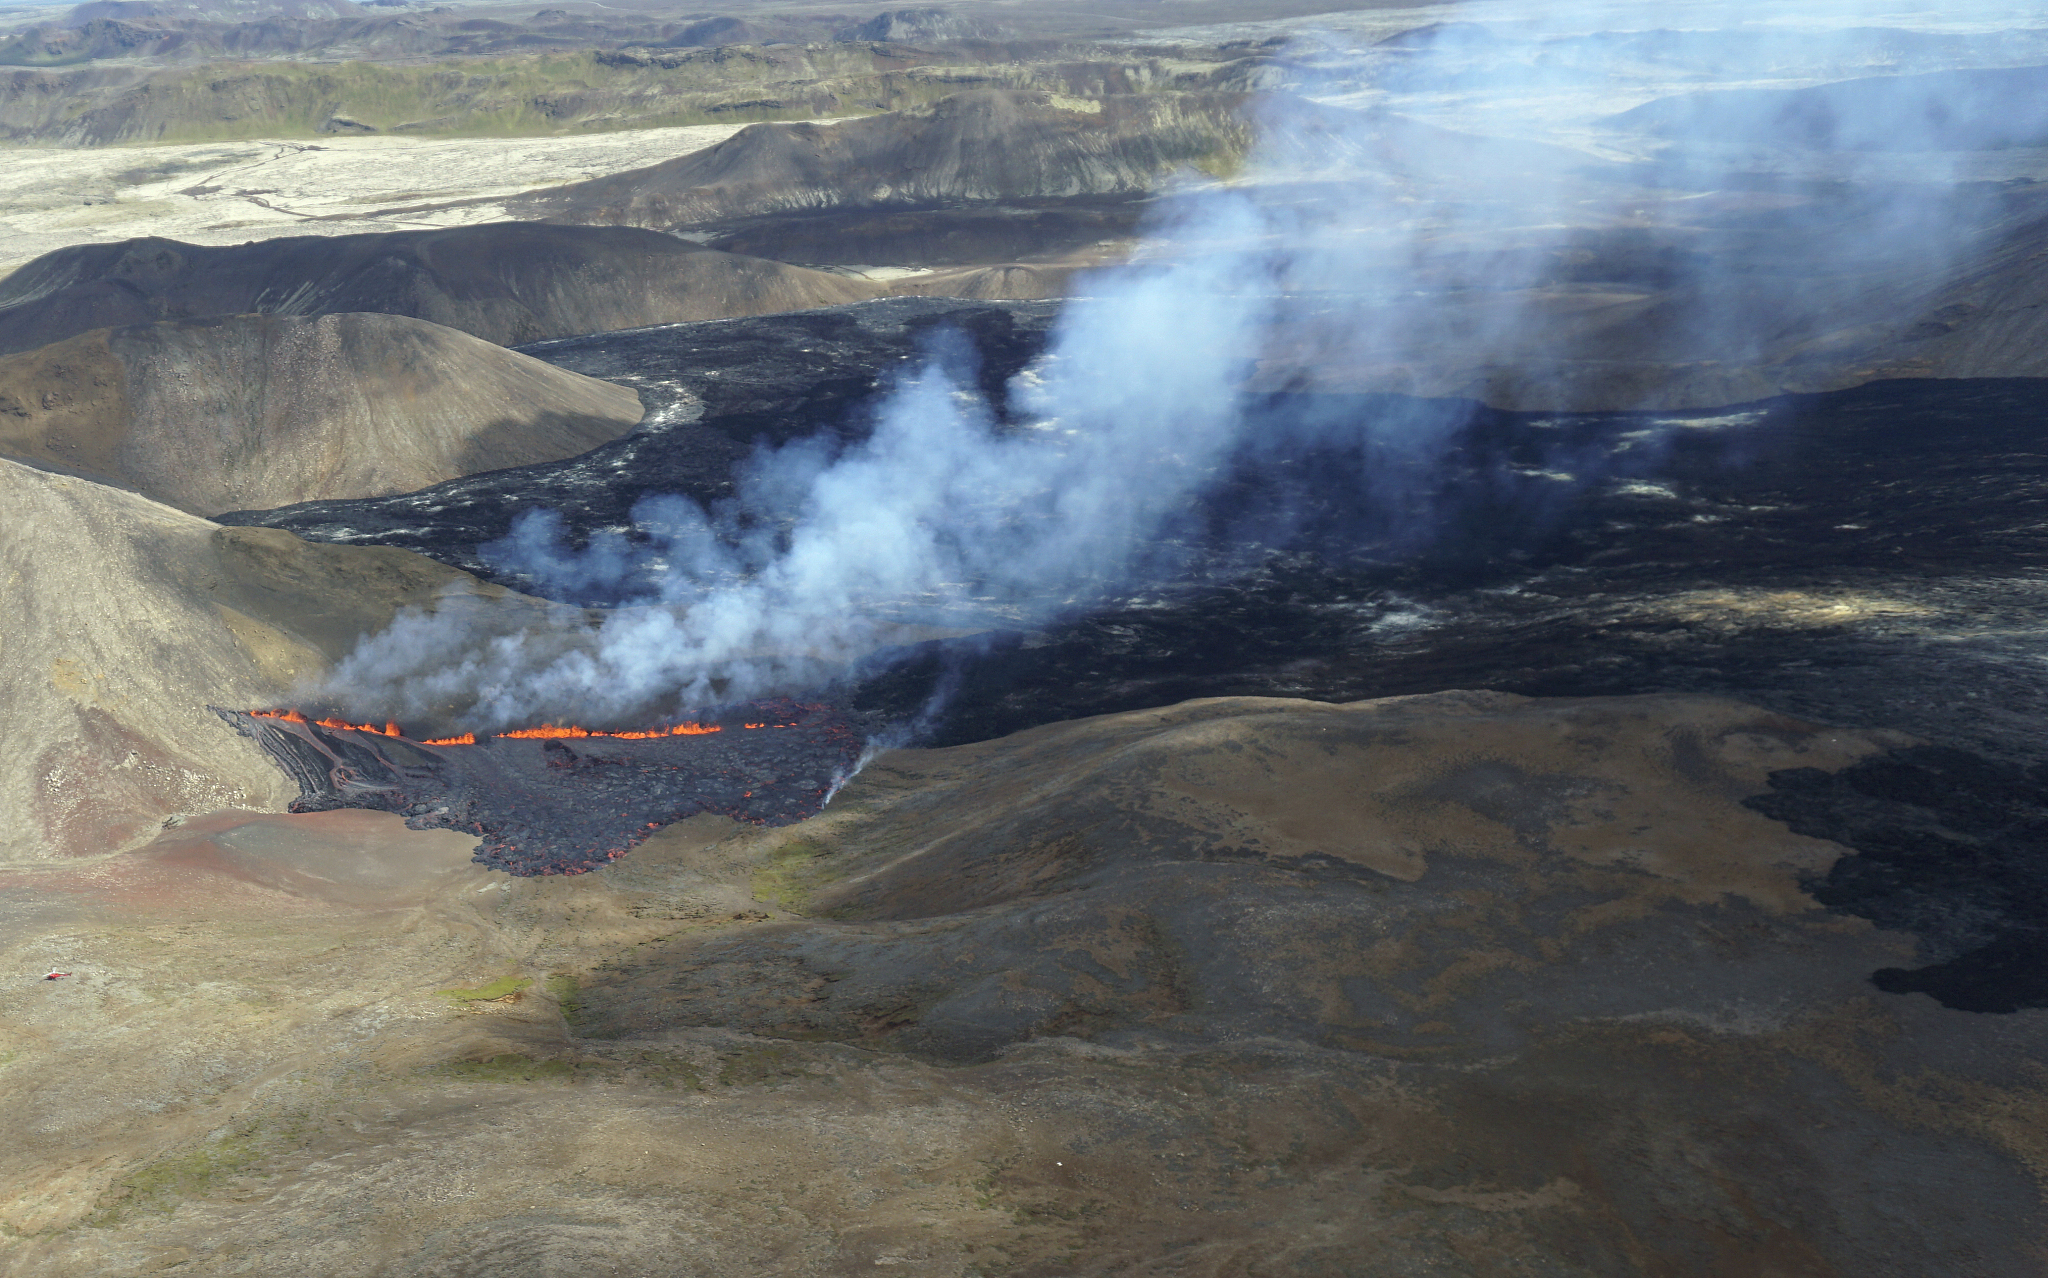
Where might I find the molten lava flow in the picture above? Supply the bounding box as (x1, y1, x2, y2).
(247, 712, 727, 744)
(215, 697, 870, 876)
(493, 722, 720, 741)
(317, 716, 401, 737)
(251, 710, 402, 736)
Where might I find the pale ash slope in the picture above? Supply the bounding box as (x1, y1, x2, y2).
(0, 458, 543, 863)
(0, 312, 642, 515)
(0, 126, 752, 277)
(2, 692, 2043, 1274)
(0, 222, 881, 356)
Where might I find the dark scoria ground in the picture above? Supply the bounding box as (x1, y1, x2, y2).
(214, 700, 867, 875)
(221, 299, 2048, 1012)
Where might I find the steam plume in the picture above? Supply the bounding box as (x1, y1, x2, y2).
(323, 0, 2036, 730)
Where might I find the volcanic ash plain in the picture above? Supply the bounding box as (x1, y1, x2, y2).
(5, 691, 2045, 1275)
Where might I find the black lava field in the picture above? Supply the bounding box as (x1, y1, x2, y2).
(221, 300, 2048, 1010)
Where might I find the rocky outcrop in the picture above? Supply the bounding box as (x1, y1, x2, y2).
(0, 223, 882, 356)
(0, 311, 642, 514)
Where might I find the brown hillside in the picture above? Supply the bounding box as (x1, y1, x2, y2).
(0, 458, 542, 862)
(0, 222, 881, 357)
(0, 312, 643, 516)
(513, 89, 1253, 231)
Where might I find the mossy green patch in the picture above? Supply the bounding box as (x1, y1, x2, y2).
(750, 837, 844, 913)
(545, 972, 585, 1025)
(437, 975, 532, 1004)
(1188, 143, 1250, 181)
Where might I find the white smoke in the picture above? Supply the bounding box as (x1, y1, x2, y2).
(323, 0, 2045, 730)
(329, 191, 1283, 726)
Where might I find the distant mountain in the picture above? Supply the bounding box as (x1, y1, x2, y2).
(0, 38, 1261, 140)
(0, 312, 642, 515)
(1372, 23, 2048, 91)
(0, 8, 1083, 73)
(655, 13, 846, 47)
(0, 10, 632, 67)
(510, 90, 1253, 231)
(1609, 64, 2048, 152)
(0, 223, 881, 356)
(65, 0, 365, 23)
(835, 8, 1003, 43)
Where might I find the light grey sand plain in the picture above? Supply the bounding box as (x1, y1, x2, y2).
(0, 126, 753, 275)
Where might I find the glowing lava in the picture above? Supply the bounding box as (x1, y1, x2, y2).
(495, 722, 721, 740)
(245, 712, 744, 744)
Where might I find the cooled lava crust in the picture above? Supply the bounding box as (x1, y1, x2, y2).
(213, 699, 867, 875)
